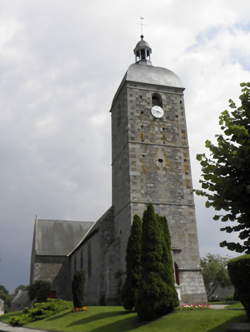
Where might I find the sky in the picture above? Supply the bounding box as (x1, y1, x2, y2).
(0, 0, 250, 292)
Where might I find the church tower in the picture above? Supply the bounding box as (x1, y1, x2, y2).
(111, 36, 207, 303)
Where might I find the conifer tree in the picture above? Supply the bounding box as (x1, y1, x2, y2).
(72, 271, 85, 308)
(136, 205, 178, 320)
(121, 215, 142, 310)
(158, 215, 179, 306)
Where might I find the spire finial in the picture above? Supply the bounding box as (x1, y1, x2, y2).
(140, 17, 144, 36)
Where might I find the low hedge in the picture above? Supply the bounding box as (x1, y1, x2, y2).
(7, 299, 71, 326)
(227, 254, 250, 320)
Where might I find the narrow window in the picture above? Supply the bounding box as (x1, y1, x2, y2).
(174, 263, 180, 285)
(152, 93, 163, 107)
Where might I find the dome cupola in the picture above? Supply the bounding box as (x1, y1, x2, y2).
(134, 35, 152, 65)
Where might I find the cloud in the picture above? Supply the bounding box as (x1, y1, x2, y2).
(0, 0, 250, 290)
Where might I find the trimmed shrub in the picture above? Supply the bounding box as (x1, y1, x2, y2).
(136, 204, 178, 320)
(121, 214, 142, 310)
(28, 280, 51, 302)
(158, 215, 179, 307)
(72, 271, 85, 308)
(228, 255, 250, 320)
(8, 299, 70, 326)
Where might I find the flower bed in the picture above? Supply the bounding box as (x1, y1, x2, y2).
(180, 304, 209, 310)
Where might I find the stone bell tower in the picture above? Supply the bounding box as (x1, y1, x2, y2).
(110, 36, 207, 303)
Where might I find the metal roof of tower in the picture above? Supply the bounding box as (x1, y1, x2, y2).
(126, 63, 183, 88)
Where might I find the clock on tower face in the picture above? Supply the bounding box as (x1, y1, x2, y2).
(151, 105, 164, 118)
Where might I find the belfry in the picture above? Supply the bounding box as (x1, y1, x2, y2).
(30, 35, 207, 304)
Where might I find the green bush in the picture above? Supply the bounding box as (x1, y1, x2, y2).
(9, 314, 30, 326)
(122, 215, 142, 310)
(7, 299, 71, 326)
(228, 255, 250, 320)
(28, 280, 51, 302)
(72, 271, 85, 308)
(136, 205, 178, 321)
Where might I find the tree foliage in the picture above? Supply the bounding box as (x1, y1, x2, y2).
(136, 204, 178, 321)
(196, 83, 250, 253)
(0, 285, 11, 311)
(201, 254, 232, 300)
(121, 214, 142, 310)
(228, 255, 250, 320)
(72, 271, 85, 308)
(28, 280, 51, 302)
(159, 216, 176, 287)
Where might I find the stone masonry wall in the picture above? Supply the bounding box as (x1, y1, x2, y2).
(69, 207, 121, 305)
(111, 80, 207, 303)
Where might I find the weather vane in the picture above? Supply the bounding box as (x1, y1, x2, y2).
(140, 17, 145, 36)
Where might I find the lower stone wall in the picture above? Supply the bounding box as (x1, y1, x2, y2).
(179, 270, 207, 304)
(69, 207, 121, 305)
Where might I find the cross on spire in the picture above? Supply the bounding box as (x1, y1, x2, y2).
(140, 17, 144, 36)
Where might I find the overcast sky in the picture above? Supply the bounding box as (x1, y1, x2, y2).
(0, 0, 250, 292)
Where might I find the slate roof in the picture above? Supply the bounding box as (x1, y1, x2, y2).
(34, 219, 94, 256)
(111, 62, 183, 110)
(126, 63, 183, 88)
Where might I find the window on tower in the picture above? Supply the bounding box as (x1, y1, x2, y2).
(152, 93, 163, 107)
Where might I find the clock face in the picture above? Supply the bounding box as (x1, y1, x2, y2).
(151, 105, 164, 118)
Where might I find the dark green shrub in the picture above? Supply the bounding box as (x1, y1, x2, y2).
(158, 215, 178, 307)
(9, 314, 31, 326)
(28, 280, 51, 302)
(136, 205, 178, 321)
(228, 255, 250, 320)
(122, 215, 142, 310)
(7, 299, 71, 326)
(72, 271, 85, 308)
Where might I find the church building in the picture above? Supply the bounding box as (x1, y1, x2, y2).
(30, 36, 207, 304)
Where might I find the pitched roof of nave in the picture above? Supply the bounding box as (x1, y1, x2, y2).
(34, 219, 94, 256)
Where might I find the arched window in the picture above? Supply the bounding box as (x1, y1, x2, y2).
(174, 263, 180, 285)
(152, 93, 163, 107)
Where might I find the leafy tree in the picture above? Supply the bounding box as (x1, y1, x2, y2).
(136, 204, 178, 321)
(121, 214, 142, 310)
(201, 254, 232, 300)
(14, 284, 28, 296)
(0, 285, 11, 311)
(72, 271, 85, 308)
(196, 83, 250, 253)
(28, 280, 51, 302)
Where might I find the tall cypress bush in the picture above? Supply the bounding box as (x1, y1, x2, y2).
(72, 271, 85, 308)
(158, 215, 179, 307)
(136, 204, 178, 320)
(121, 215, 142, 310)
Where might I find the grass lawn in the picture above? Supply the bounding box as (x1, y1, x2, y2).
(226, 302, 244, 309)
(26, 306, 247, 332)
